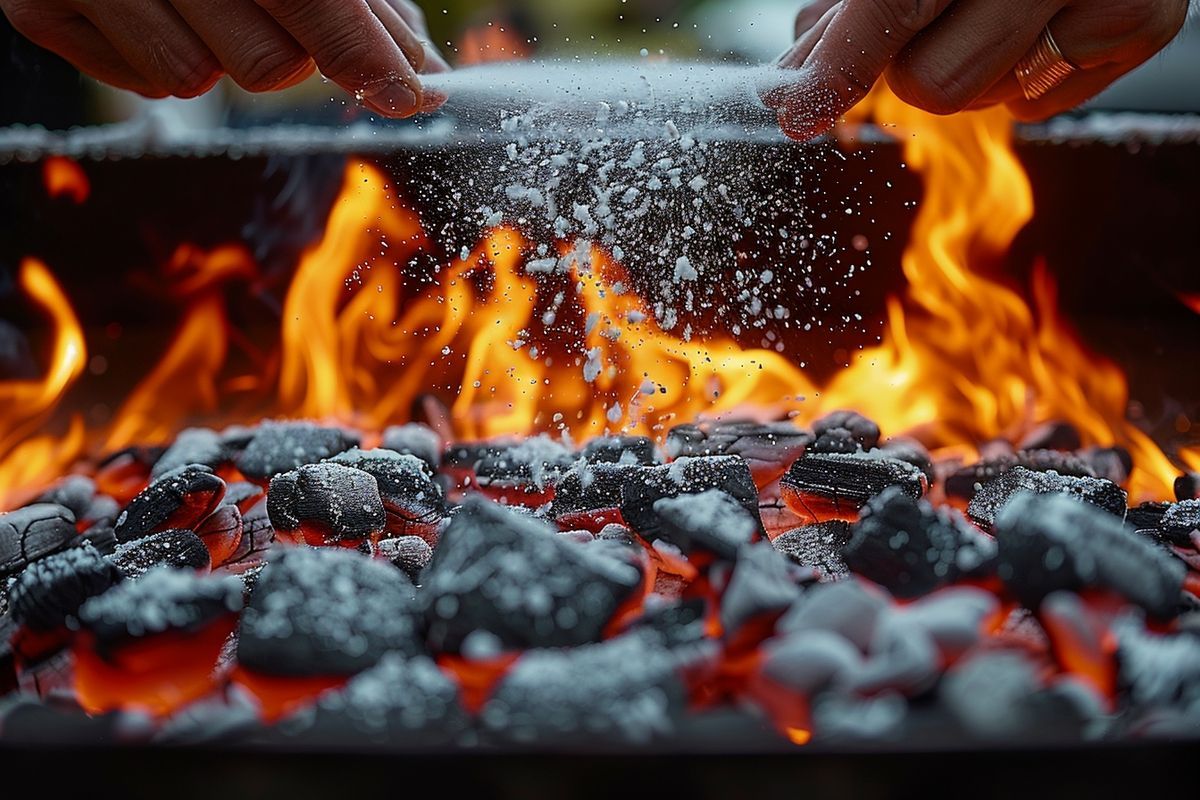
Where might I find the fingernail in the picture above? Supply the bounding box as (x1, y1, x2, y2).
(365, 81, 418, 116)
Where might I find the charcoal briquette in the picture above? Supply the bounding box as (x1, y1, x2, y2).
(779, 451, 927, 525)
(813, 411, 881, 450)
(968, 466, 1127, 528)
(1157, 499, 1200, 546)
(647, 489, 761, 560)
(843, 487, 997, 598)
(113, 464, 226, 544)
(0, 504, 78, 578)
(551, 462, 648, 530)
(720, 542, 803, 641)
(325, 449, 445, 540)
(1017, 421, 1082, 452)
(994, 492, 1185, 618)
(79, 521, 117, 555)
(374, 535, 433, 584)
(582, 435, 660, 466)
(665, 421, 810, 487)
(222, 481, 265, 512)
(235, 421, 358, 481)
(266, 462, 385, 544)
(469, 435, 578, 493)
(112, 529, 211, 578)
(8, 543, 123, 631)
(380, 423, 443, 470)
(1113, 614, 1200, 709)
(776, 579, 888, 652)
(619, 455, 764, 546)
(1174, 473, 1200, 501)
(946, 450, 1098, 501)
(224, 501, 274, 568)
(772, 522, 853, 579)
(237, 546, 422, 677)
(421, 497, 641, 653)
(151, 428, 228, 478)
(35, 476, 95, 521)
(195, 504, 243, 565)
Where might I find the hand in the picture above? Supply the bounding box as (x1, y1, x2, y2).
(0, 0, 448, 116)
(765, 0, 1190, 139)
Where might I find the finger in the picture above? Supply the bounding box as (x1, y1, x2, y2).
(385, 0, 450, 73)
(255, 0, 422, 117)
(1005, 63, 1130, 121)
(75, 0, 222, 97)
(965, 73, 1022, 109)
(4, 8, 167, 96)
(367, 0, 445, 110)
(794, 0, 840, 38)
(884, 0, 1065, 115)
(767, 0, 956, 140)
(168, 0, 313, 92)
(763, 2, 841, 139)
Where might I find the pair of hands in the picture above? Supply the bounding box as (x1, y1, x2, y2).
(1, 0, 445, 116)
(1, 0, 1190, 132)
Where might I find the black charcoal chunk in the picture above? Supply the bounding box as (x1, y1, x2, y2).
(629, 598, 709, 647)
(225, 502, 274, 567)
(151, 428, 228, 478)
(780, 451, 927, 523)
(773, 522, 853, 579)
(994, 492, 1185, 618)
(619, 455, 763, 542)
(809, 427, 861, 454)
(381, 423, 442, 470)
(79, 567, 241, 653)
(470, 436, 577, 491)
(375, 536, 433, 584)
(720, 542, 803, 639)
(1018, 422, 1082, 452)
(665, 421, 810, 485)
(876, 438, 935, 485)
(481, 630, 702, 745)
(551, 462, 648, 526)
(325, 449, 445, 537)
(843, 487, 997, 598)
(113, 464, 226, 543)
(421, 497, 641, 653)
(945, 450, 1098, 501)
(851, 615, 940, 696)
(1113, 615, 1200, 709)
(1158, 499, 1200, 547)
(0, 504, 77, 578)
(235, 421, 358, 481)
(758, 629, 863, 696)
(777, 580, 887, 652)
(812, 411, 880, 451)
(309, 654, 467, 745)
(35, 476, 95, 521)
(221, 481, 264, 511)
(266, 462, 385, 543)
(80, 522, 117, 556)
(238, 547, 421, 677)
(1083, 447, 1132, 485)
(648, 489, 760, 560)
(1175, 473, 1200, 502)
(1127, 502, 1171, 536)
(582, 436, 660, 466)
(9, 543, 123, 630)
(112, 529, 211, 578)
(968, 466, 1127, 528)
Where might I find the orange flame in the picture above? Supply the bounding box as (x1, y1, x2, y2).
(456, 21, 531, 66)
(42, 156, 90, 203)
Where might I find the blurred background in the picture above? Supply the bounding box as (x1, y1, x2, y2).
(3, 0, 1199, 131)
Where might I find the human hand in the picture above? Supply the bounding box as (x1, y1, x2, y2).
(0, 0, 448, 116)
(765, 0, 1190, 139)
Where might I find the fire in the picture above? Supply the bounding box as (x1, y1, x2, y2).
(42, 156, 90, 203)
(0, 88, 1193, 507)
(456, 21, 531, 66)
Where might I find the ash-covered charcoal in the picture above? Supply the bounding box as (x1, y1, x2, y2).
(629, 598, 709, 647)
(0, 504, 78, 578)
(647, 489, 760, 560)
(1113, 614, 1200, 710)
(8, 543, 123, 630)
(1157, 499, 1200, 546)
(720, 542, 803, 641)
(940, 650, 1104, 742)
(80, 522, 118, 556)
(582, 435, 660, 466)
(811, 410, 881, 453)
(78, 567, 242, 653)
(235, 421, 358, 482)
(779, 451, 927, 526)
(757, 628, 863, 699)
(267, 462, 385, 545)
(620, 455, 763, 540)
(850, 614, 940, 696)
(222, 481, 265, 513)
(897, 587, 1000, 658)
(480, 630, 704, 746)
(112, 529, 211, 578)
(374, 536, 433, 584)
(195, 504, 243, 566)
(113, 464, 226, 544)
(776, 579, 888, 652)
(1127, 502, 1171, 536)
(470, 435, 578, 496)
(151, 428, 229, 478)
(1175, 473, 1200, 501)
(876, 438, 936, 485)
(994, 492, 1186, 618)
(306, 654, 468, 745)
(381, 423, 442, 470)
(1018, 421, 1082, 452)
(421, 497, 641, 653)
(238, 546, 422, 677)
(968, 466, 1127, 528)
(772, 521, 852, 579)
(945, 451, 1098, 501)
(843, 487, 997, 599)
(224, 502, 274, 569)
(35, 476, 96, 521)
(665, 421, 811, 487)
(551, 462, 648, 531)
(1082, 447, 1132, 485)
(325, 449, 445, 541)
